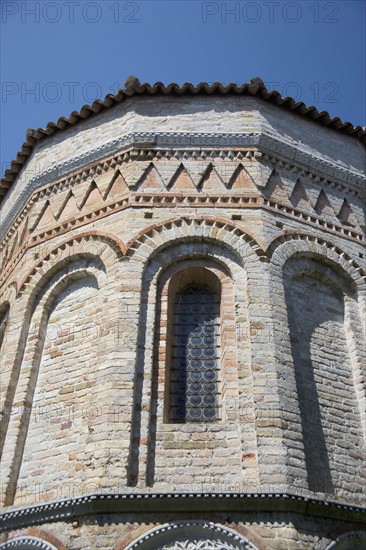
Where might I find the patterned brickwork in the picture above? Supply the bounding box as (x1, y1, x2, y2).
(0, 93, 365, 549)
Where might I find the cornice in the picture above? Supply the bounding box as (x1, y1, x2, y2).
(0, 492, 365, 533)
(0, 132, 364, 243)
(2, 76, 365, 196)
(257, 134, 364, 191)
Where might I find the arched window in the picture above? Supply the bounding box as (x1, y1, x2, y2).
(165, 268, 221, 423)
(137, 257, 240, 486)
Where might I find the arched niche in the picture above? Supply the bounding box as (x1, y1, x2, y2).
(282, 254, 365, 496)
(11, 259, 105, 506)
(1, 249, 128, 507)
(126, 238, 256, 490)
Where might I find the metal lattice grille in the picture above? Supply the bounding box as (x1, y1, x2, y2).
(170, 286, 220, 422)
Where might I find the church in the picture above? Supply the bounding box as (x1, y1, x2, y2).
(0, 76, 365, 549)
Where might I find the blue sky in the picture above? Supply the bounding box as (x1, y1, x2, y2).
(1, 0, 365, 176)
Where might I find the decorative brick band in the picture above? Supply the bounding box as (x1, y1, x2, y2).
(126, 216, 265, 259)
(0, 537, 58, 549)
(0, 492, 365, 534)
(1, 132, 363, 243)
(323, 531, 366, 549)
(122, 520, 259, 550)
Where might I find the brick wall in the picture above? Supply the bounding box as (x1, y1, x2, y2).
(0, 96, 365, 548)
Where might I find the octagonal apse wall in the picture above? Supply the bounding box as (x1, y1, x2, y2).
(0, 80, 365, 549)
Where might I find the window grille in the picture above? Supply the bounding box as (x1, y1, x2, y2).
(169, 285, 220, 422)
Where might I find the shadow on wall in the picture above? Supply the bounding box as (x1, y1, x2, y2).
(284, 273, 347, 494)
(0, 303, 10, 351)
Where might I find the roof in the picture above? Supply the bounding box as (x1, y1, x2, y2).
(1, 76, 365, 203)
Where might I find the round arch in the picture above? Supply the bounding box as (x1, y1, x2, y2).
(123, 521, 259, 550)
(125, 216, 265, 260)
(269, 233, 366, 339)
(0, 537, 59, 550)
(0, 254, 109, 507)
(282, 254, 357, 300)
(269, 236, 366, 496)
(16, 230, 124, 295)
(324, 531, 366, 549)
(267, 232, 366, 285)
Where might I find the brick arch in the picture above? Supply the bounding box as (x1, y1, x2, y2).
(283, 255, 357, 300)
(120, 520, 261, 550)
(0, 538, 58, 550)
(114, 519, 269, 550)
(125, 216, 266, 260)
(16, 230, 125, 295)
(146, 260, 238, 484)
(267, 232, 366, 284)
(268, 233, 366, 339)
(1, 253, 107, 422)
(0, 528, 67, 550)
(156, 260, 233, 422)
(24, 254, 106, 317)
(33, 261, 103, 321)
(269, 234, 366, 337)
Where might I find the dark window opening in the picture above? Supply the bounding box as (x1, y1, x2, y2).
(169, 285, 220, 422)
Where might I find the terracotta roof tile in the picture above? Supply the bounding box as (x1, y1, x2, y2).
(1, 76, 365, 203)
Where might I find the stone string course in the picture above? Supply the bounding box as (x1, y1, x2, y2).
(0, 92, 365, 549)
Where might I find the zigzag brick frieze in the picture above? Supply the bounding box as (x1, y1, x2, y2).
(1, 138, 364, 242)
(1, 154, 364, 291)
